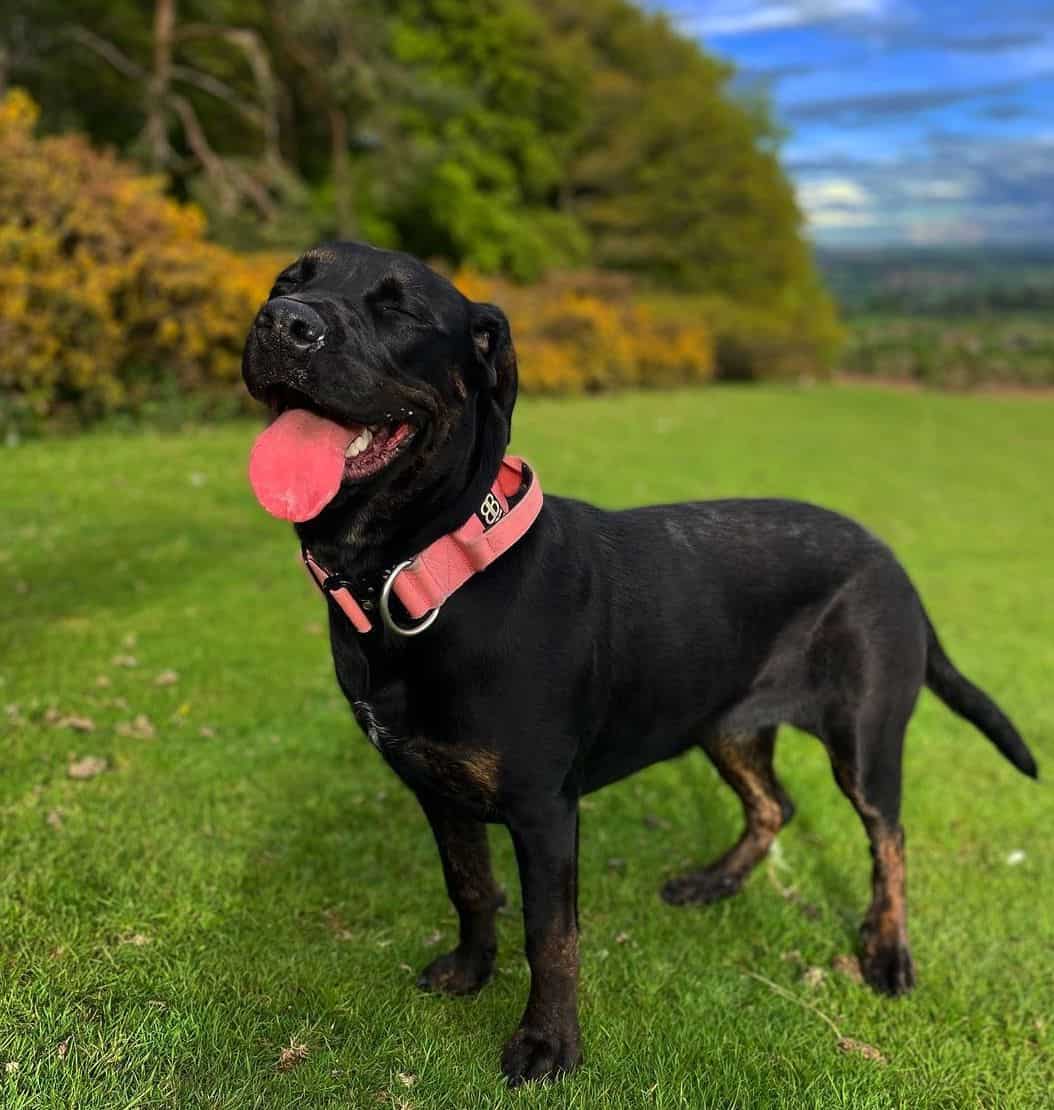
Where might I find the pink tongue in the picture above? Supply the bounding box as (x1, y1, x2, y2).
(248, 408, 354, 522)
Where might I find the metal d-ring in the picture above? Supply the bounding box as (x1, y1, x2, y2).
(379, 560, 441, 636)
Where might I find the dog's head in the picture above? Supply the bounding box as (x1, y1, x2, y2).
(242, 242, 517, 527)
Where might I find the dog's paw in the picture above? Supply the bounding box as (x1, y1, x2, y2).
(416, 948, 494, 996)
(860, 937, 916, 996)
(500, 1023, 581, 1087)
(661, 868, 742, 906)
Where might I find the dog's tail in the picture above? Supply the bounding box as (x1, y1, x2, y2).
(924, 615, 1037, 778)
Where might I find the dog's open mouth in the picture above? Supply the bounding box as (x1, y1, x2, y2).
(248, 392, 417, 521)
(341, 420, 415, 482)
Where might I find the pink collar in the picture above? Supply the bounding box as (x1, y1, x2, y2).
(302, 455, 542, 636)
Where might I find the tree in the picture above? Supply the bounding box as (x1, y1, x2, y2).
(271, 0, 394, 237)
(539, 0, 811, 300)
(375, 0, 590, 277)
(63, 0, 284, 222)
(5, 0, 837, 329)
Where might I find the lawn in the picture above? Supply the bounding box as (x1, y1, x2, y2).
(2, 385, 1052, 1109)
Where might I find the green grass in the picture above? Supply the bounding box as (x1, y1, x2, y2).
(2, 385, 1052, 1109)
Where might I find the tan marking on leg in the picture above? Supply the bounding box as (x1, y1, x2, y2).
(711, 736, 786, 878)
(833, 771, 909, 946)
(663, 731, 793, 905)
(865, 825, 908, 951)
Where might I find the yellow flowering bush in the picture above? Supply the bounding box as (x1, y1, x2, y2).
(0, 90, 285, 430)
(452, 269, 715, 394)
(0, 89, 722, 431)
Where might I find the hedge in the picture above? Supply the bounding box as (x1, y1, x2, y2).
(1, 90, 837, 435)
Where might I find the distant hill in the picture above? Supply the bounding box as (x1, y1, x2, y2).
(816, 247, 1054, 316)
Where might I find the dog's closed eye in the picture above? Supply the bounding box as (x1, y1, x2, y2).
(379, 303, 423, 323)
(368, 277, 427, 325)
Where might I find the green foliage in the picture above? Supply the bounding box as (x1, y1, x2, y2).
(820, 247, 1054, 316)
(644, 279, 843, 383)
(0, 84, 700, 435)
(549, 0, 809, 300)
(840, 314, 1054, 388)
(0, 82, 840, 435)
(819, 250, 1054, 388)
(379, 0, 591, 278)
(2, 388, 1052, 1106)
(5, 0, 838, 317)
(3, 0, 848, 404)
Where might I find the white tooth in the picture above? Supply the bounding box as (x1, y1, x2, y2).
(345, 428, 372, 459)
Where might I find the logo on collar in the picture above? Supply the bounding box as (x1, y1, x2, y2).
(478, 492, 506, 527)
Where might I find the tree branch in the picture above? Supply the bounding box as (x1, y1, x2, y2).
(170, 93, 276, 219)
(169, 93, 237, 212)
(169, 63, 268, 129)
(67, 26, 146, 81)
(171, 23, 281, 165)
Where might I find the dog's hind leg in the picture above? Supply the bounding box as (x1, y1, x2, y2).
(414, 793, 505, 996)
(812, 572, 923, 996)
(823, 710, 916, 996)
(662, 727, 795, 906)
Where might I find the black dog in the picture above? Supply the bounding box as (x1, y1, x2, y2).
(242, 242, 1038, 1086)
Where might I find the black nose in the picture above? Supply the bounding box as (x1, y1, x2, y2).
(256, 297, 326, 349)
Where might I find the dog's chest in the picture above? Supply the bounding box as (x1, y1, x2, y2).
(350, 697, 501, 815)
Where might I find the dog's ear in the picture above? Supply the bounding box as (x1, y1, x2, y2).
(470, 301, 518, 439)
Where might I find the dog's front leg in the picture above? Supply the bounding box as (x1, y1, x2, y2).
(501, 796, 582, 1086)
(415, 792, 505, 996)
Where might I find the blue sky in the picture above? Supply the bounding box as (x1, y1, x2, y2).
(643, 1, 1054, 246)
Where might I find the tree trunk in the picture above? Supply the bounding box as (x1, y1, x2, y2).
(329, 107, 355, 237)
(147, 0, 176, 171)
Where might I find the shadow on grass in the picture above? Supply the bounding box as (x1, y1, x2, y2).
(8, 502, 292, 669)
(174, 737, 521, 1097)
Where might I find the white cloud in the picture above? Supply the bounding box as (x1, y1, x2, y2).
(798, 176, 878, 231)
(798, 177, 873, 208)
(797, 132, 1054, 244)
(680, 1, 888, 37)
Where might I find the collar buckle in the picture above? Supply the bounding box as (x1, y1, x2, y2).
(379, 560, 441, 637)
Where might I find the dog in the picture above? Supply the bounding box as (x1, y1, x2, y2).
(241, 241, 1038, 1086)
